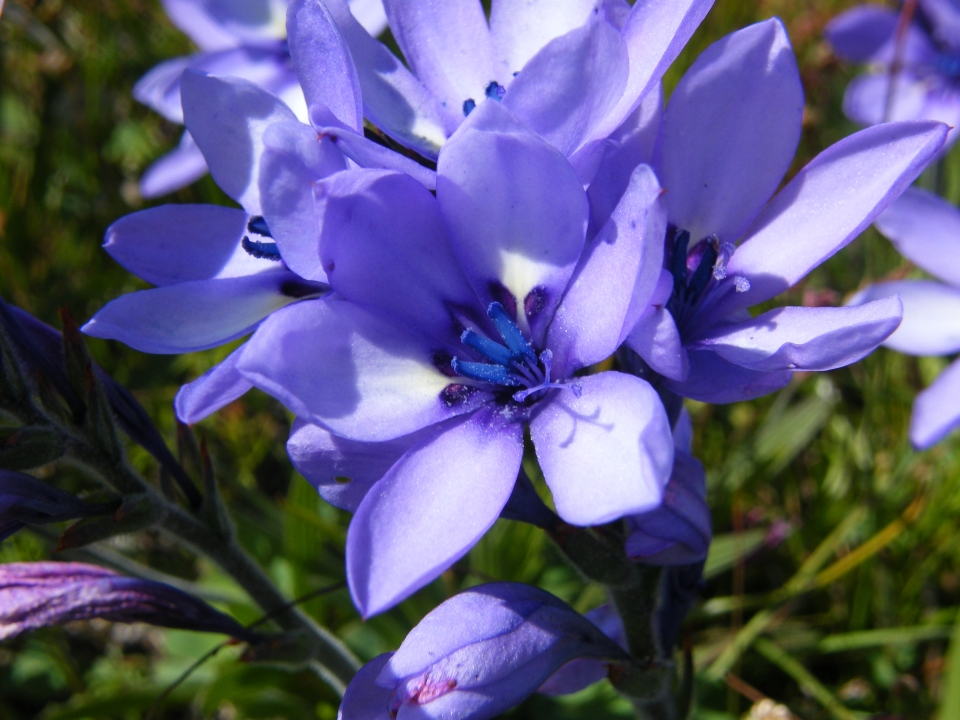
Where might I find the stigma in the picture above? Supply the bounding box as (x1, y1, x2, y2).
(667, 226, 749, 322)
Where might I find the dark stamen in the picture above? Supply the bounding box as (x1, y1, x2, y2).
(485, 81, 506, 101)
(247, 216, 272, 237)
(242, 236, 282, 261)
(463, 98, 477, 117)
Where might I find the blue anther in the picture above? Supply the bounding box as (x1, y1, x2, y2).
(461, 329, 512, 366)
(242, 236, 282, 261)
(451, 357, 521, 386)
(487, 302, 535, 361)
(485, 81, 506, 101)
(463, 98, 477, 116)
(686, 238, 720, 303)
(247, 215, 272, 238)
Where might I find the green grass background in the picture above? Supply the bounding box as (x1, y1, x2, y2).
(3, 0, 960, 717)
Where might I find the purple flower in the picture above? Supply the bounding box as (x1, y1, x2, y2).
(338, 583, 629, 720)
(0, 471, 114, 543)
(609, 19, 946, 403)
(134, 0, 387, 197)
(306, 0, 715, 169)
(826, 1, 960, 147)
(849, 187, 960, 448)
(237, 101, 674, 616)
(0, 562, 260, 642)
(625, 411, 711, 565)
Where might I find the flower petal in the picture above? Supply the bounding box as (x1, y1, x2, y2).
(490, 0, 597, 75)
(82, 270, 311, 354)
(843, 72, 929, 126)
(139, 132, 209, 199)
(437, 102, 588, 340)
(876, 190, 960, 288)
(850, 280, 960, 356)
(531, 371, 672, 526)
(287, 419, 428, 512)
(920, 0, 960, 47)
(503, 16, 629, 157)
(349, 0, 388, 36)
(161, 0, 239, 51)
(237, 297, 480, 442)
(654, 19, 803, 243)
(323, 0, 449, 157)
(665, 349, 791, 403)
(721, 120, 948, 314)
(347, 410, 522, 616)
(339, 654, 394, 720)
(589, 0, 715, 142)
(912, 357, 960, 448)
(587, 84, 662, 236)
(287, 0, 363, 131)
(315, 169, 479, 343)
(175, 346, 253, 423)
(382, 0, 498, 122)
(547, 164, 667, 375)
(134, 56, 193, 122)
(104, 204, 255, 286)
(699, 298, 903, 372)
(825, 6, 932, 64)
(625, 305, 689, 381)
(181, 71, 299, 214)
(258, 120, 349, 282)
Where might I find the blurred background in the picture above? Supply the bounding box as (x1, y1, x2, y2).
(3, 0, 960, 717)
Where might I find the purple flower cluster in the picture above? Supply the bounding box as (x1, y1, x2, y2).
(57, 0, 957, 715)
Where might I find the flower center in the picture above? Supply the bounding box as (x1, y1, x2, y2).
(451, 302, 580, 403)
(462, 81, 507, 117)
(666, 226, 749, 327)
(934, 51, 960, 78)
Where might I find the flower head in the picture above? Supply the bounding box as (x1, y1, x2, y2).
(0, 562, 260, 642)
(826, 1, 960, 147)
(0, 472, 114, 543)
(240, 101, 674, 616)
(609, 19, 946, 403)
(338, 583, 628, 720)
(849, 186, 960, 448)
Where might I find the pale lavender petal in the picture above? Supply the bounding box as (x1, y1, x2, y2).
(287, 0, 363, 131)
(181, 71, 298, 214)
(190, 0, 287, 44)
(287, 419, 427, 512)
(589, 0, 715, 143)
(0, 562, 257, 641)
(175, 346, 253, 423)
(104, 204, 250, 286)
(721, 120, 948, 314)
(315, 169, 478, 340)
(349, 0, 388, 36)
(382, 0, 498, 122)
(654, 19, 803, 243)
(538, 604, 626, 696)
(323, 0, 449, 156)
(258, 120, 348, 282)
(876, 189, 960, 286)
(548, 164, 666, 375)
(824, 6, 930, 64)
(490, 0, 597, 75)
(921, 0, 960, 47)
(339, 654, 393, 720)
(912, 357, 960, 448)
(139, 132, 209, 199)
(134, 56, 193, 122)
(849, 280, 960, 355)
(531, 372, 672, 526)
(237, 297, 480, 442)
(843, 72, 928, 126)
(917, 87, 960, 148)
(161, 0, 239, 51)
(587, 84, 662, 236)
(699, 297, 903, 372)
(377, 583, 627, 712)
(437, 102, 588, 340)
(347, 410, 523, 616)
(82, 270, 313, 354)
(310, 107, 437, 189)
(503, 16, 629, 157)
(626, 451, 711, 565)
(625, 306, 689, 381)
(665, 349, 791, 404)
